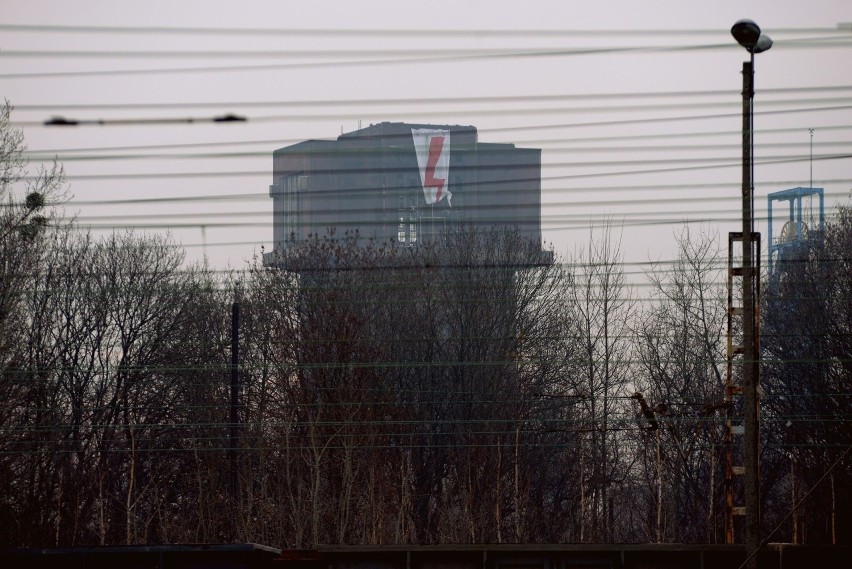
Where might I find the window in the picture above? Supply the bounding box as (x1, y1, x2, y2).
(398, 217, 406, 242)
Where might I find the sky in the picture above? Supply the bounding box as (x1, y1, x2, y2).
(2, 0, 851, 279)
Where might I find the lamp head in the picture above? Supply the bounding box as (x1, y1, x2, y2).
(732, 19, 773, 53)
(753, 33, 773, 53)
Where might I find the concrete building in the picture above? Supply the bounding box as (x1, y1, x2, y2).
(265, 122, 543, 265)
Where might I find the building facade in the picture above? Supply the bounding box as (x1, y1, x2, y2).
(265, 122, 543, 264)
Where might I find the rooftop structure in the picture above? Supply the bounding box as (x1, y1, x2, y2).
(767, 187, 825, 275)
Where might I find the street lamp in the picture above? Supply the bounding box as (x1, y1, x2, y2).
(732, 19, 773, 234)
(731, 18, 771, 569)
(732, 19, 773, 54)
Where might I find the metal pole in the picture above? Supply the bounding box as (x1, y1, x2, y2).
(809, 128, 814, 190)
(230, 301, 240, 498)
(741, 58, 761, 568)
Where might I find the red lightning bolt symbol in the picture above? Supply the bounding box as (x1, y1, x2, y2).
(424, 136, 446, 202)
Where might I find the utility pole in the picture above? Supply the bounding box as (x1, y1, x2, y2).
(740, 58, 761, 569)
(230, 301, 240, 499)
(731, 19, 771, 567)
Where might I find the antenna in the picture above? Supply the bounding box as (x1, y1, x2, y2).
(809, 128, 814, 189)
(809, 129, 815, 228)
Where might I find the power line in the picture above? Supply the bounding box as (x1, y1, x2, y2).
(16, 182, 847, 208)
(2, 23, 849, 38)
(0, 42, 738, 80)
(13, 102, 852, 128)
(5, 38, 852, 80)
(11, 85, 852, 113)
(15, 151, 851, 183)
(20, 141, 852, 166)
(59, 195, 851, 226)
(21, 124, 852, 156)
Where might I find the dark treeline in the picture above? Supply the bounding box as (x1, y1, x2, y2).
(1, 101, 850, 547)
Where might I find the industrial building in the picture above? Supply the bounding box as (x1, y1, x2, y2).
(264, 122, 544, 265)
(767, 186, 825, 276)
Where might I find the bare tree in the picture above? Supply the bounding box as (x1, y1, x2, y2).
(761, 199, 852, 544)
(632, 227, 728, 543)
(251, 227, 583, 545)
(568, 224, 634, 543)
(0, 100, 67, 546)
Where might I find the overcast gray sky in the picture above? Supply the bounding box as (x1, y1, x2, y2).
(2, 0, 851, 277)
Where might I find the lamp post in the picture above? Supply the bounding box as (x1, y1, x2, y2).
(731, 18, 771, 569)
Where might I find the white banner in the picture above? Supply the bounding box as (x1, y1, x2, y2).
(411, 128, 452, 206)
